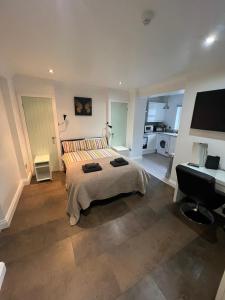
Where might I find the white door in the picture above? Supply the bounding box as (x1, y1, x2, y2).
(111, 102, 128, 147)
(22, 96, 59, 171)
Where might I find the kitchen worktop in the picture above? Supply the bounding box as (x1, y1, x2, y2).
(144, 132, 178, 137)
(161, 132, 178, 137)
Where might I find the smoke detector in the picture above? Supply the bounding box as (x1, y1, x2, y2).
(142, 10, 154, 26)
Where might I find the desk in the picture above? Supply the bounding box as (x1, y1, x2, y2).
(173, 163, 225, 203)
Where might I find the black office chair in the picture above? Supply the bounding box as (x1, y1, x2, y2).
(176, 165, 225, 225)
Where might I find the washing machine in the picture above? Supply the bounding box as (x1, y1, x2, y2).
(156, 134, 169, 156)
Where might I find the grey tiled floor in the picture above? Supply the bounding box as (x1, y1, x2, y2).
(133, 153, 170, 182)
(0, 172, 224, 300)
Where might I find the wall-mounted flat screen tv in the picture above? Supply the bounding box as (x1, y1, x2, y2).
(191, 88, 225, 132)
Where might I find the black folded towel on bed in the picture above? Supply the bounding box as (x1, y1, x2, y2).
(115, 157, 127, 163)
(82, 163, 102, 173)
(110, 157, 129, 167)
(85, 163, 99, 169)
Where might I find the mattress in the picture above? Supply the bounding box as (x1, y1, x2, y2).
(62, 148, 118, 169)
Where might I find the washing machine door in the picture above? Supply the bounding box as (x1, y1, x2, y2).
(160, 140, 166, 149)
(157, 135, 169, 156)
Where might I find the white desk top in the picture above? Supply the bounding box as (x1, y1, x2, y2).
(34, 155, 50, 164)
(112, 146, 129, 151)
(183, 163, 225, 187)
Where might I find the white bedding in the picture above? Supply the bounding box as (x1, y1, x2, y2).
(65, 155, 150, 225)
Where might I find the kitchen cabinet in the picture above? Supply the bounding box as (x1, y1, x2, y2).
(168, 136, 177, 155)
(147, 102, 165, 122)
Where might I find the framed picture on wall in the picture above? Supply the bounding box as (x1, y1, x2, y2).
(74, 97, 92, 116)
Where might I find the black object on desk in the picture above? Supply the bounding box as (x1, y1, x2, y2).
(176, 164, 225, 225)
(205, 155, 220, 170)
(187, 162, 199, 168)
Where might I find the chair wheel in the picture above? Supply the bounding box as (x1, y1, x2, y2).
(180, 202, 214, 225)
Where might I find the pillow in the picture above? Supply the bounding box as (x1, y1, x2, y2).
(205, 155, 220, 170)
(88, 137, 108, 149)
(62, 137, 108, 152)
(83, 139, 96, 150)
(62, 140, 84, 153)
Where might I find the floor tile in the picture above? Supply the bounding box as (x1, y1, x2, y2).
(71, 213, 142, 265)
(1, 238, 75, 300)
(116, 274, 166, 300)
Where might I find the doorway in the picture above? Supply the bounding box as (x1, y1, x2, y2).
(21, 96, 59, 171)
(110, 101, 128, 147)
(133, 90, 185, 183)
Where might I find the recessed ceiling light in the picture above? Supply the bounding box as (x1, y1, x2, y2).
(203, 34, 217, 47)
(119, 81, 122, 86)
(48, 69, 54, 74)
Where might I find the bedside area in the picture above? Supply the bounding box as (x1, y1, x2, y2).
(34, 155, 52, 182)
(111, 146, 129, 157)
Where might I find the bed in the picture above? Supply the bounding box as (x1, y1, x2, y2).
(61, 137, 150, 225)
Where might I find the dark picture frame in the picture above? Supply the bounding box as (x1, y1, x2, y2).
(74, 97, 92, 116)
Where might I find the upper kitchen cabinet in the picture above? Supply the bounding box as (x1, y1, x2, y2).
(147, 102, 165, 122)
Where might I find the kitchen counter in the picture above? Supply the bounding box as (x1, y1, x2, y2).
(160, 132, 178, 137)
(144, 132, 178, 137)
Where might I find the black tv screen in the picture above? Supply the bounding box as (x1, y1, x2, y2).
(191, 89, 225, 132)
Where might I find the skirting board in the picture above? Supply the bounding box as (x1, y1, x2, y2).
(0, 262, 6, 290)
(0, 172, 31, 230)
(168, 179, 176, 188)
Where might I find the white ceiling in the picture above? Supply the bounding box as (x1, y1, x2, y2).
(0, 0, 225, 89)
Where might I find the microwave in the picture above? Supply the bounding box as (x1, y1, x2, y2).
(145, 125, 154, 133)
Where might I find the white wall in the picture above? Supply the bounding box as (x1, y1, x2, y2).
(171, 70, 225, 181)
(14, 75, 55, 98)
(126, 89, 136, 150)
(14, 75, 130, 142)
(129, 96, 147, 157)
(164, 94, 183, 129)
(108, 88, 129, 102)
(55, 82, 108, 139)
(1, 78, 29, 178)
(0, 77, 24, 225)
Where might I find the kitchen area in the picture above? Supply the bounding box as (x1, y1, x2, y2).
(141, 92, 184, 181)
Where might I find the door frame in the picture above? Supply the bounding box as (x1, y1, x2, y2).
(216, 271, 225, 300)
(108, 99, 129, 146)
(18, 93, 62, 173)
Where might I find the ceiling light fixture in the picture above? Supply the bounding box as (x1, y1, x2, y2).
(48, 69, 54, 74)
(203, 34, 217, 47)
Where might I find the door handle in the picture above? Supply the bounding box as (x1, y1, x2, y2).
(52, 136, 56, 144)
